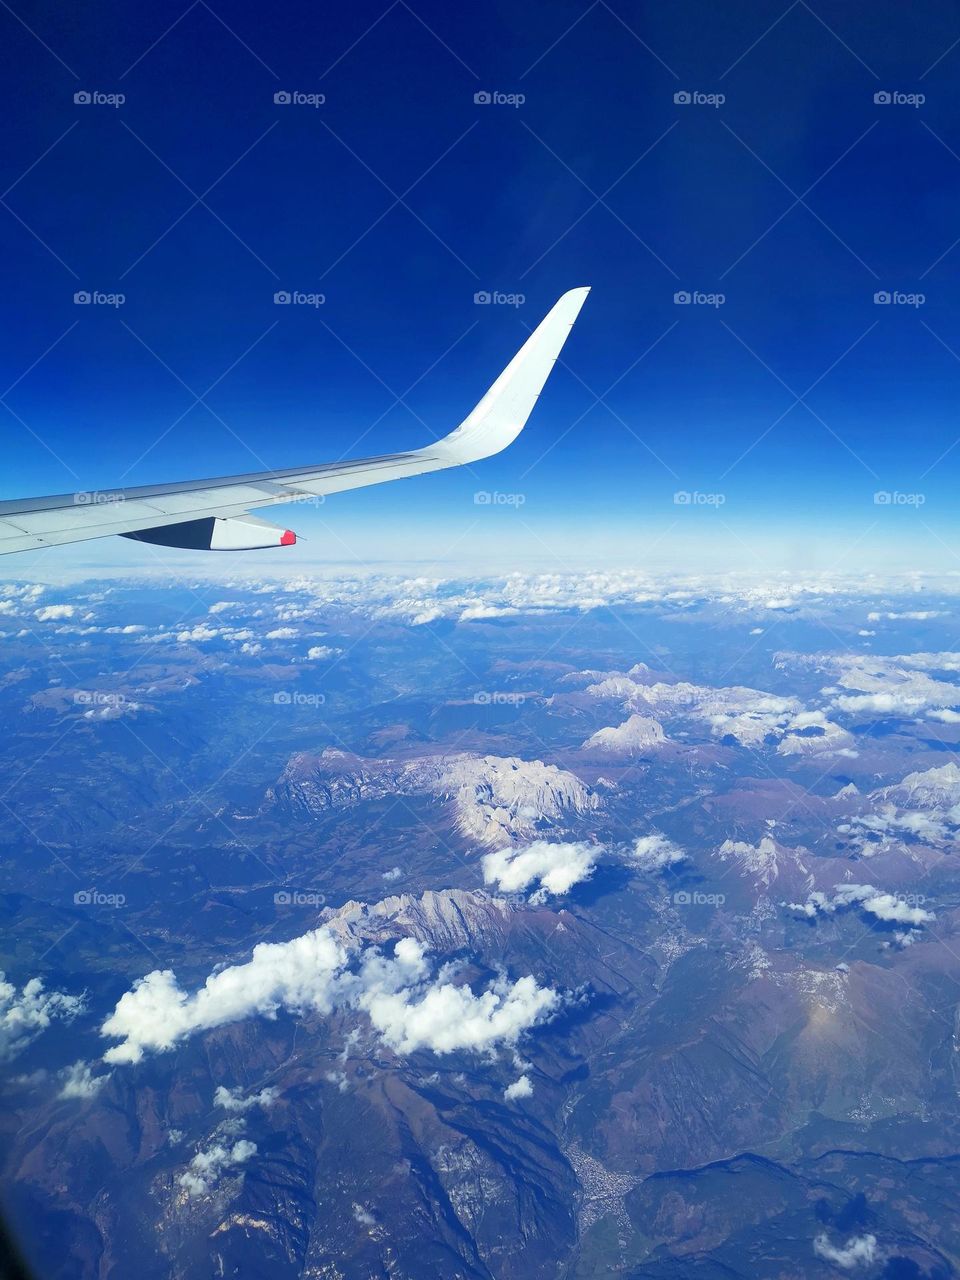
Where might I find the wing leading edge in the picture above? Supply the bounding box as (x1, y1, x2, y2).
(0, 287, 590, 556)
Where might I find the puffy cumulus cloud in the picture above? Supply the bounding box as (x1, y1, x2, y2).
(813, 1233, 878, 1270)
(630, 834, 686, 872)
(928, 707, 960, 723)
(34, 604, 75, 621)
(265, 627, 298, 640)
(103, 624, 146, 635)
(176, 624, 219, 644)
(2, 584, 43, 600)
(883, 930, 918, 951)
(778, 651, 960, 718)
(504, 1074, 533, 1100)
(213, 1084, 278, 1113)
(358, 940, 559, 1056)
(101, 927, 559, 1068)
(208, 601, 238, 615)
(833, 684, 959, 716)
(101, 928, 346, 1064)
(58, 1060, 109, 1100)
(786, 884, 934, 929)
(0, 974, 84, 1061)
(179, 1139, 257, 1198)
(306, 645, 336, 660)
(481, 841, 597, 902)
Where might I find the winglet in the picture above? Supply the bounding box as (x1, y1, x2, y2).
(430, 286, 590, 465)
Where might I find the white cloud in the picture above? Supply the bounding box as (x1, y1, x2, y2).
(306, 645, 335, 660)
(176, 624, 219, 643)
(213, 1084, 278, 1112)
(101, 928, 347, 1064)
(35, 604, 75, 621)
(266, 627, 297, 640)
(813, 1233, 878, 1269)
(0, 974, 84, 1061)
(481, 840, 597, 901)
(208, 601, 238, 614)
(786, 884, 933, 928)
(358, 940, 558, 1056)
(179, 1139, 257, 1197)
(504, 1074, 533, 1100)
(630, 834, 686, 871)
(101, 926, 559, 1067)
(779, 651, 960, 718)
(58, 1060, 109, 1100)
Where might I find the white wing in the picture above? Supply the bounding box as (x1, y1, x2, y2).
(0, 287, 590, 555)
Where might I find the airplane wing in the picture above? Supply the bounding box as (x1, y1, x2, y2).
(0, 287, 590, 556)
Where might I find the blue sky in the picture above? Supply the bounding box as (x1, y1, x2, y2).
(3, 0, 960, 572)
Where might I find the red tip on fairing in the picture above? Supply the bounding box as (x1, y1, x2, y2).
(281, 530, 296, 546)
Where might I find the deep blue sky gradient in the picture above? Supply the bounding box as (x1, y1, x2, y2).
(3, 0, 960, 569)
